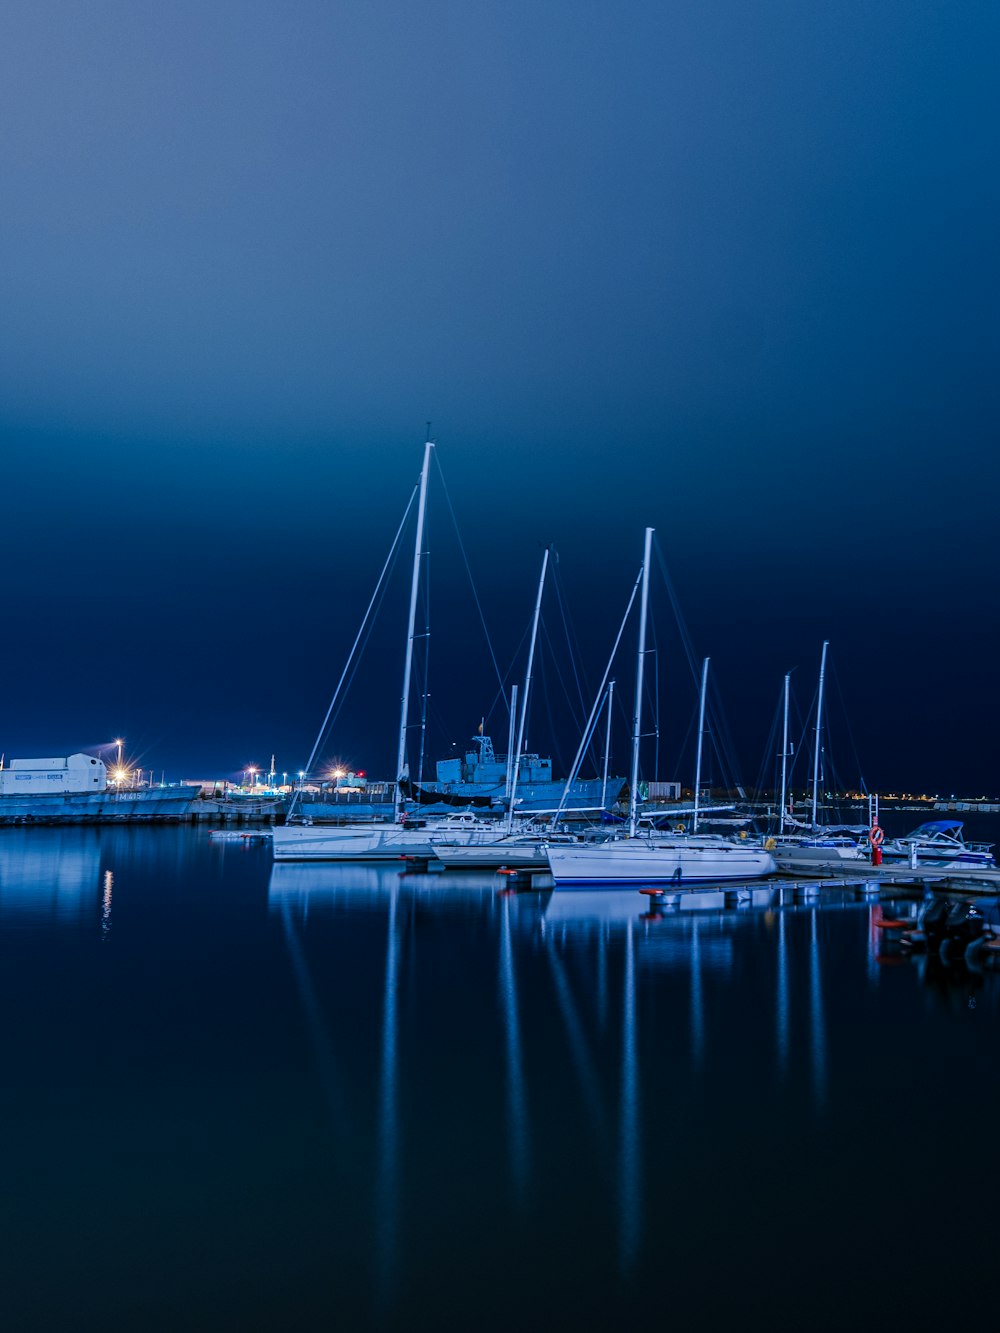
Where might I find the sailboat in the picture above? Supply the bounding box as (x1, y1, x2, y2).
(273, 440, 508, 862)
(769, 645, 868, 869)
(546, 529, 777, 887)
(273, 444, 598, 863)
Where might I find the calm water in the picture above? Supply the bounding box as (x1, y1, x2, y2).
(1, 825, 998, 1331)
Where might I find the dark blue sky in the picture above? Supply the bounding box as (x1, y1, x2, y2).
(2, 1, 997, 792)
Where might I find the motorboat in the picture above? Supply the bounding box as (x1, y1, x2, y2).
(881, 821, 995, 869)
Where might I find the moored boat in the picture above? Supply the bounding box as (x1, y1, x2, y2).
(881, 820, 995, 869)
(547, 832, 776, 886)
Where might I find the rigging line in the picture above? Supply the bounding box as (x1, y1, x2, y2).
(416, 546, 431, 787)
(644, 602, 661, 784)
(550, 557, 589, 723)
(538, 620, 586, 775)
(829, 657, 867, 793)
(550, 582, 605, 774)
(750, 681, 783, 801)
(288, 485, 418, 818)
(536, 649, 565, 774)
(652, 537, 701, 689)
(432, 451, 507, 711)
(551, 563, 644, 827)
(704, 677, 736, 794)
(539, 617, 588, 749)
(309, 510, 411, 768)
(556, 557, 596, 712)
(321, 515, 414, 741)
(671, 708, 697, 786)
(705, 675, 744, 794)
(480, 618, 532, 740)
(786, 689, 807, 789)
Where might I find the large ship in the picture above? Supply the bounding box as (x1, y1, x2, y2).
(0, 753, 199, 824)
(295, 732, 626, 823)
(408, 732, 624, 813)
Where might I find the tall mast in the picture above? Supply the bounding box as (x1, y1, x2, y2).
(628, 527, 653, 838)
(601, 679, 615, 812)
(504, 685, 519, 804)
(507, 547, 549, 831)
(395, 438, 434, 819)
(779, 672, 790, 836)
(810, 640, 828, 830)
(693, 657, 709, 833)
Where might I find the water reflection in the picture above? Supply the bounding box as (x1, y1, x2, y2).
(279, 900, 350, 1134)
(776, 909, 789, 1073)
(545, 936, 608, 1139)
(499, 894, 528, 1202)
(618, 922, 640, 1276)
(375, 883, 401, 1308)
(0, 829, 103, 924)
(264, 861, 1000, 1322)
(690, 919, 704, 1068)
(101, 869, 113, 940)
(810, 909, 828, 1108)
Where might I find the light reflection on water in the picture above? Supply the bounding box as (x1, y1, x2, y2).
(3, 828, 1000, 1330)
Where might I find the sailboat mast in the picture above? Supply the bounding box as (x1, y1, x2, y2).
(507, 547, 549, 830)
(810, 640, 828, 830)
(395, 439, 434, 818)
(504, 685, 519, 803)
(692, 657, 709, 833)
(601, 679, 615, 812)
(779, 672, 790, 836)
(628, 527, 653, 838)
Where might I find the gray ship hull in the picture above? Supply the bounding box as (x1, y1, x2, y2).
(299, 775, 626, 824)
(0, 786, 199, 825)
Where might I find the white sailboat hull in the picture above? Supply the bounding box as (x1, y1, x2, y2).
(547, 837, 777, 886)
(272, 819, 512, 862)
(771, 838, 867, 870)
(433, 840, 553, 870)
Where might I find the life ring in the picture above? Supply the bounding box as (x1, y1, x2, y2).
(869, 826, 884, 847)
(675, 823, 685, 833)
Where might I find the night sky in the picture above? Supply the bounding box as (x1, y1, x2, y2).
(2, 1, 997, 793)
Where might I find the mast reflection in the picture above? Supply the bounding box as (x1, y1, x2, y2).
(279, 900, 350, 1134)
(597, 926, 608, 1030)
(546, 937, 608, 1138)
(810, 909, 828, 1108)
(776, 910, 789, 1073)
(375, 882, 401, 1308)
(500, 894, 529, 1202)
(690, 919, 704, 1068)
(618, 923, 640, 1275)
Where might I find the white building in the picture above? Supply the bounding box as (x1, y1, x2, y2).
(0, 753, 107, 796)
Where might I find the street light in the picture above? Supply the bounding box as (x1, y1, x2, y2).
(114, 738, 124, 769)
